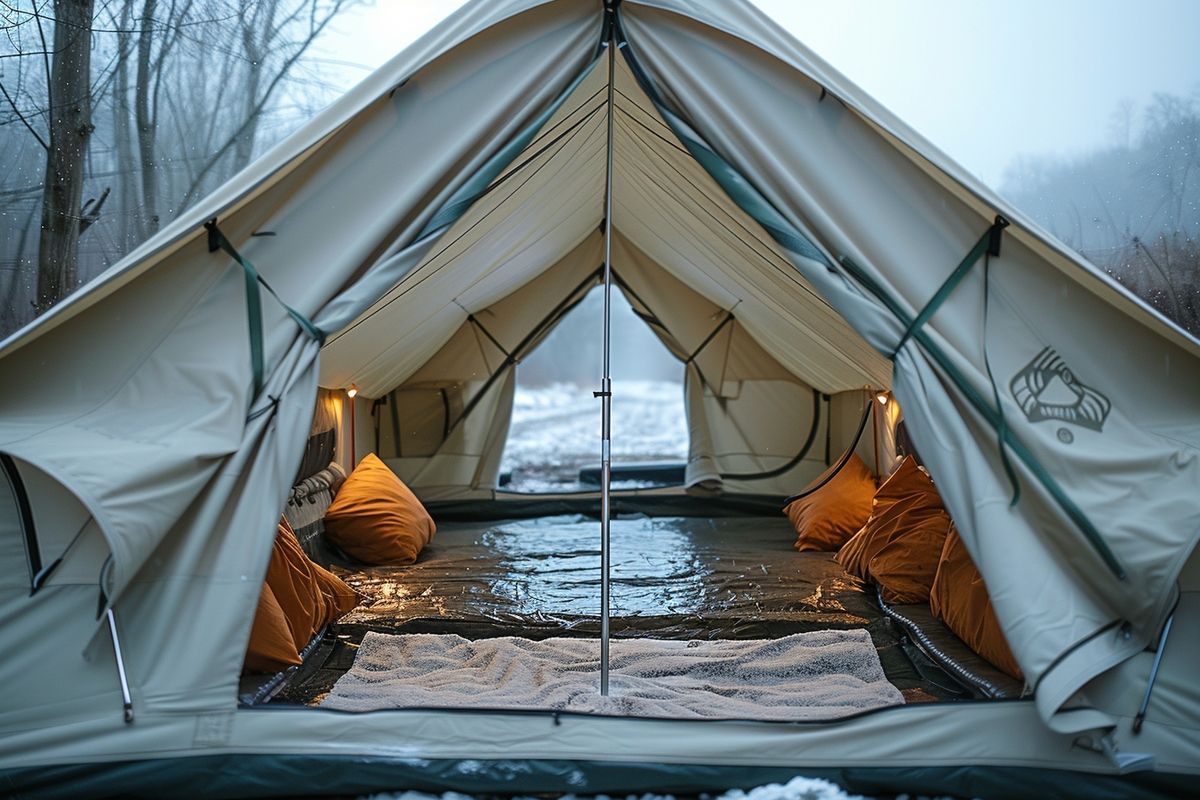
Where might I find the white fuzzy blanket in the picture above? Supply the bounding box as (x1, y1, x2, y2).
(322, 630, 903, 720)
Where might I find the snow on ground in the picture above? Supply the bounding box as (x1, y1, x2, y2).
(361, 778, 966, 800)
(361, 775, 870, 800)
(500, 380, 688, 493)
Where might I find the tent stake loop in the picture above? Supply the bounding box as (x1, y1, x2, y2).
(105, 607, 134, 724)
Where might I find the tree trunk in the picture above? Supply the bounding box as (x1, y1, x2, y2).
(113, 0, 137, 252)
(135, 0, 160, 238)
(35, 0, 95, 313)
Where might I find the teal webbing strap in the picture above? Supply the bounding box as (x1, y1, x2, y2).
(891, 216, 1009, 358)
(205, 220, 325, 396)
(839, 253, 1124, 579)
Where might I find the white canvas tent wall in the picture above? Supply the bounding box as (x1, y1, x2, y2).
(322, 52, 894, 502)
(0, 0, 1197, 796)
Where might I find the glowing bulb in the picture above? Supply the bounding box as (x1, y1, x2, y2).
(876, 392, 889, 405)
(346, 384, 359, 399)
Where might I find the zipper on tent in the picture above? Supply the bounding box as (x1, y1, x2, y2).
(30, 514, 94, 595)
(722, 387, 824, 482)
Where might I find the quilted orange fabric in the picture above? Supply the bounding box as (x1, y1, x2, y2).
(323, 453, 436, 565)
(784, 453, 876, 552)
(930, 527, 1024, 680)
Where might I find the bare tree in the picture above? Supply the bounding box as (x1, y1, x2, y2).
(34, 0, 95, 312)
(0, 0, 359, 333)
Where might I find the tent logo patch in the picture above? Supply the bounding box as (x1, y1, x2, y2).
(1010, 348, 1110, 432)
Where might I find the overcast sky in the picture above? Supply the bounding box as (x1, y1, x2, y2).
(318, 0, 1200, 189)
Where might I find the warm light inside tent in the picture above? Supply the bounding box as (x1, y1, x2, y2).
(876, 391, 889, 405)
(346, 384, 359, 399)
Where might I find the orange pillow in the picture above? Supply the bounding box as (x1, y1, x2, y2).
(930, 527, 1023, 680)
(784, 453, 876, 552)
(868, 505, 952, 604)
(266, 518, 360, 649)
(311, 562, 359, 622)
(870, 456, 932, 519)
(323, 453, 436, 565)
(836, 456, 950, 603)
(266, 520, 324, 646)
(244, 584, 302, 673)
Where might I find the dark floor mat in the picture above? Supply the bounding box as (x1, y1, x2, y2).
(268, 515, 972, 706)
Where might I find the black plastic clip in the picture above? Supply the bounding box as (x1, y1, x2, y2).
(246, 394, 281, 424)
(987, 214, 1010, 258)
(593, 391, 612, 398)
(204, 218, 220, 253)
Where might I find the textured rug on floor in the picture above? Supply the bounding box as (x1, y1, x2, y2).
(321, 630, 904, 720)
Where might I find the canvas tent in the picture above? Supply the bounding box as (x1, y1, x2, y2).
(0, 0, 1198, 797)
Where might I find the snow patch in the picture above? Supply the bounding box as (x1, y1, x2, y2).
(500, 380, 688, 492)
(361, 774, 870, 800)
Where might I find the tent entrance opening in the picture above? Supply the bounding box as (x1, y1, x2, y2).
(499, 283, 686, 494)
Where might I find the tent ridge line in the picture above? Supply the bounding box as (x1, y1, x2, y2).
(612, 11, 830, 268)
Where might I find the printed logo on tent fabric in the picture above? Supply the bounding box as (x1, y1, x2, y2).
(1010, 348, 1111, 432)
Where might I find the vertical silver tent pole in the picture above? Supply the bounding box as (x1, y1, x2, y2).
(597, 2, 618, 697)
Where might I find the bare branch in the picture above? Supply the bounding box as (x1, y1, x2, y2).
(0, 78, 47, 148)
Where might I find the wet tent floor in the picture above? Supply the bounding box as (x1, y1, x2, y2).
(271, 515, 976, 707)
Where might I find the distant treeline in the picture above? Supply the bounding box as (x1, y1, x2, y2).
(1000, 91, 1199, 335)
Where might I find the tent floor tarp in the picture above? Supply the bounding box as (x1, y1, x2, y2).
(244, 514, 1000, 708)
